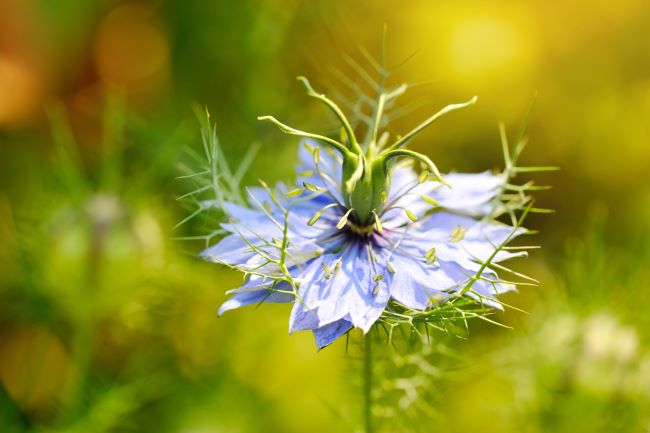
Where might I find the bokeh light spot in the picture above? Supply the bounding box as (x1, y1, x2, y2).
(94, 4, 169, 95)
(447, 16, 525, 80)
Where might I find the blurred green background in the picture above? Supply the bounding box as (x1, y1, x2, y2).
(1, 0, 650, 432)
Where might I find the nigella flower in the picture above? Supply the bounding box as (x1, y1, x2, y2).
(200, 77, 532, 349)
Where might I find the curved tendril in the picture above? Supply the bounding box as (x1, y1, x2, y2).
(382, 149, 450, 187)
(257, 115, 352, 157)
(385, 96, 478, 152)
(297, 76, 362, 154)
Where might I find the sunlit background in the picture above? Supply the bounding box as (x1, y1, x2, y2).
(1, 0, 650, 432)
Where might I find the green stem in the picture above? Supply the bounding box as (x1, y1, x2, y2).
(363, 332, 373, 433)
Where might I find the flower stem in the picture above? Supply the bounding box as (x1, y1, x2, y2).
(363, 332, 373, 433)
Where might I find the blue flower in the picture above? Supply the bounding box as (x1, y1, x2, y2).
(201, 140, 525, 349)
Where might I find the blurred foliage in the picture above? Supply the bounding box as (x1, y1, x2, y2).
(1, 0, 650, 432)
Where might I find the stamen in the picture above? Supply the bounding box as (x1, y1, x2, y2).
(303, 182, 326, 193)
(307, 203, 338, 226)
(286, 188, 304, 198)
(336, 208, 355, 230)
(381, 205, 418, 222)
(312, 156, 342, 193)
(332, 261, 341, 275)
(372, 211, 383, 234)
(256, 179, 286, 213)
(381, 174, 421, 211)
(404, 209, 418, 222)
(368, 246, 379, 263)
(425, 247, 438, 265)
(450, 226, 467, 243)
(321, 262, 332, 279)
(420, 195, 439, 206)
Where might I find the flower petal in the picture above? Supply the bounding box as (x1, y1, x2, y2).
(200, 233, 258, 266)
(218, 280, 293, 315)
(292, 245, 390, 333)
(296, 140, 344, 203)
(387, 253, 461, 310)
(432, 171, 503, 217)
(394, 212, 526, 266)
(382, 167, 503, 227)
(313, 319, 352, 350)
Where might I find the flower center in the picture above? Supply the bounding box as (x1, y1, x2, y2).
(258, 75, 476, 229)
(346, 219, 377, 236)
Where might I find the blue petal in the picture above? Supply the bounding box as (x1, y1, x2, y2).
(245, 182, 337, 234)
(200, 233, 258, 266)
(387, 251, 517, 310)
(290, 245, 390, 333)
(288, 297, 320, 332)
(382, 168, 505, 228)
(222, 202, 271, 225)
(287, 200, 345, 237)
(397, 212, 526, 264)
(296, 140, 344, 203)
(432, 171, 503, 217)
(201, 230, 323, 274)
(387, 161, 419, 197)
(387, 253, 462, 310)
(382, 162, 436, 228)
(202, 197, 328, 273)
(218, 280, 293, 315)
(313, 319, 352, 350)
